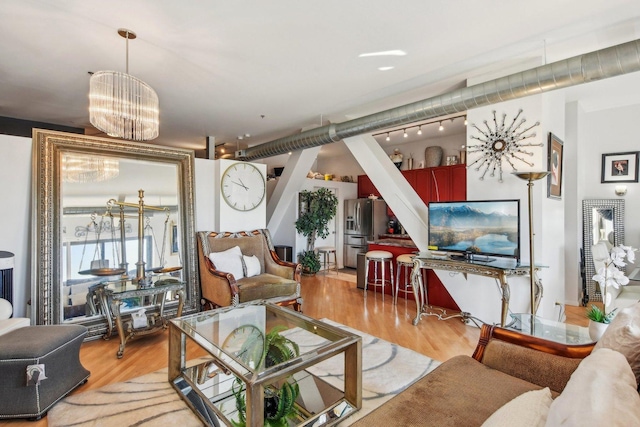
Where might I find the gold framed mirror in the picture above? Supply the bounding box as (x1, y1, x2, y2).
(32, 129, 199, 338)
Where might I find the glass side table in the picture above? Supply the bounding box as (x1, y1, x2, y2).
(169, 301, 362, 426)
(507, 313, 593, 345)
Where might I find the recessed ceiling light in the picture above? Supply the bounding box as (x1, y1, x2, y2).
(359, 50, 407, 58)
(378, 66, 394, 71)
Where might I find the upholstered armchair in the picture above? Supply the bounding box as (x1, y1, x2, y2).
(0, 298, 30, 336)
(197, 229, 302, 311)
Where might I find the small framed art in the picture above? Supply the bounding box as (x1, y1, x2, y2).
(601, 151, 639, 183)
(547, 133, 563, 199)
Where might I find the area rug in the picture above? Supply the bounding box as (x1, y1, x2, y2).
(48, 319, 439, 426)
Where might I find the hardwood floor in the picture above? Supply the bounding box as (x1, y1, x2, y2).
(5, 271, 589, 426)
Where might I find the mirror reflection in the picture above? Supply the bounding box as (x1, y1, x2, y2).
(582, 199, 625, 303)
(61, 158, 182, 322)
(33, 130, 199, 338)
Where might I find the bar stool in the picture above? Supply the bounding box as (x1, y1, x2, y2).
(316, 246, 338, 274)
(364, 250, 394, 301)
(395, 253, 415, 304)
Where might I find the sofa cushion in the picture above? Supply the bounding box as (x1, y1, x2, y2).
(243, 255, 261, 278)
(237, 274, 298, 303)
(481, 387, 552, 427)
(350, 355, 543, 427)
(209, 245, 244, 279)
(546, 348, 640, 426)
(594, 301, 640, 385)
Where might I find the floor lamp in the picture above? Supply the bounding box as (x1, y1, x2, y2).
(513, 171, 549, 317)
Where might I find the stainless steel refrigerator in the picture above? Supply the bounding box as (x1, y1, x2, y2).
(343, 198, 388, 268)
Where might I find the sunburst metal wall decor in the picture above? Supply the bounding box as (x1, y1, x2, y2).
(468, 109, 542, 182)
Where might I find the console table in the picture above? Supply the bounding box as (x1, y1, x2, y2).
(410, 253, 543, 327)
(94, 278, 185, 358)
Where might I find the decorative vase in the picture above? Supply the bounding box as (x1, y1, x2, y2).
(425, 146, 443, 167)
(588, 320, 609, 341)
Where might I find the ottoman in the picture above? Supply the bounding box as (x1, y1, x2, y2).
(0, 325, 90, 420)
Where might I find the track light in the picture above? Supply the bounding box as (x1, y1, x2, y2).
(403, 129, 408, 138)
(438, 122, 444, 131)
(417, 126, 422, 135)
(464, 116, 468, 126)
(385, 133, 390, 141)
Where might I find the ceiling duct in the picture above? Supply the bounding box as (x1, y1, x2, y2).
(239, 39, 640, 161)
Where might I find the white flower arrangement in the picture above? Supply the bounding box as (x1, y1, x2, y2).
(592, 245, 637, 318)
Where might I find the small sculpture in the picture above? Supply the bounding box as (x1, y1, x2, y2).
(390, 149, 403, 169)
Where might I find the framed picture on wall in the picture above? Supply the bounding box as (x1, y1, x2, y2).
(171, 223, 179, 254)
(547, 133, 564, 199)
(601, 151, 639, 183)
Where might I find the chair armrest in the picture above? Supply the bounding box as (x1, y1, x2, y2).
(472, 324, 595, 393)
(265, 249, 302, 282)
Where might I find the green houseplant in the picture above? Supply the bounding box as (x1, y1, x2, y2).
(294, 188, 338, 274)
(232, 326, 301, 427)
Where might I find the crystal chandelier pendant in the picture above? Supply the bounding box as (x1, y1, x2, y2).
(89, 29, 159, 141)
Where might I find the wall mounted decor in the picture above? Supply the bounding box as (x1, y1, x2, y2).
(547, 133, 564, 199)
(468, 109, 541, 182)
(601, 151, 639, 183)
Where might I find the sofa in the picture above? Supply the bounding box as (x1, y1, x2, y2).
(353, 303, 640, 426)
(197, 229, 303, 311)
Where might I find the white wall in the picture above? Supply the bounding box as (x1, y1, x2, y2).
(0, 135, 32, 318)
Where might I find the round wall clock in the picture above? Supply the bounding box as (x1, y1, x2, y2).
(222, 324, 265, 368)
(221, 162, 266, 211)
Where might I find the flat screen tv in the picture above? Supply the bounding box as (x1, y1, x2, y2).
(428, 199, 520, 261)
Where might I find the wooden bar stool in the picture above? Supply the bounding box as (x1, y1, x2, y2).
(316, 246, 338, 274)
(364, 250, 394, 301)
(395, 253, 415, 304)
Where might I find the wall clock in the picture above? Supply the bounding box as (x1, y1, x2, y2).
(221, 162, 266, 211)
(222, 324, 265, 369)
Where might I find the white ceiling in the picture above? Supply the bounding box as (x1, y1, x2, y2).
(2, 0, 640, 155)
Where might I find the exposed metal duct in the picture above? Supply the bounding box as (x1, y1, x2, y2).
(240, 38, 640, 161)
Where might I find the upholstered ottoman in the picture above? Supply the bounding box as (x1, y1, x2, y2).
(0, 325, 90, 420)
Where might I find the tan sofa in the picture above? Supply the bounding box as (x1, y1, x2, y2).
(353, 306, 640, 426)
(197, 229, 302, 311)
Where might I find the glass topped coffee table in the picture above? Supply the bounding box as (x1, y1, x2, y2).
(168, 301, 362, 426)
(507, 314, 593, 345)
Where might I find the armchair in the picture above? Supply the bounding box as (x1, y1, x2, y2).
(0, 298, 30, 336)
(197, 229, 302, 311)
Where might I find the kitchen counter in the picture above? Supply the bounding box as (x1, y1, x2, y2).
(368, 238, 417, 249)
(378, 233, 412, 240)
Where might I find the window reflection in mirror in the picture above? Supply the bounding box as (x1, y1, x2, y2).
(60, 157, 181, 322)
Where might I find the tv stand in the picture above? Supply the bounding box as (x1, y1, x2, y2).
(410, 253, 543, 327)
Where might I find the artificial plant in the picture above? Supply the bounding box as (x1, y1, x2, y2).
(294, 188, 338, 274)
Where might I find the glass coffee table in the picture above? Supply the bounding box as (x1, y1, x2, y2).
(507, 314, 593, 345)
(168, 301, 362, 426)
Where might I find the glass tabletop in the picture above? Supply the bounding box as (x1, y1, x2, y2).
(507, 313, 593, 345)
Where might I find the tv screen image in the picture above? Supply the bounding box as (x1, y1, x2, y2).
(428, 199, 520, 260)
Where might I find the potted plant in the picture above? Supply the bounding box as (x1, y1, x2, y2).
(588, 244, 636, 340)
(232, 326, 301, 427)
(294, 188, 338, 275)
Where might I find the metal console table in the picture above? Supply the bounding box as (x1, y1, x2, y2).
(410, 253, 543, 327)
(94, 278, 185, 358)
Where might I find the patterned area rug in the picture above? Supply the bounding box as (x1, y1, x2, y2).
(48, 319, 439, 426)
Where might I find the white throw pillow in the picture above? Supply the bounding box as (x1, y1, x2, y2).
(243, 255, 261, 278)
(209, 246, 244, 279)
(594, 301, 640, 385)
(545, 348, 640, 426)
(481, 387, 552, 427)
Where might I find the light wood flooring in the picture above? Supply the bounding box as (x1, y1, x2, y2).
(5, 271, 589, 426)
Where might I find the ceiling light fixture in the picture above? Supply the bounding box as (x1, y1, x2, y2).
(464, 116, 468, 126)
(358, 50, 407, 57)
(371, 114, 468, 140)
(417, 126, 422, 135)
(62, 154, 119, 183)
(403, 129, 408, 138)
(89, 28, 159, 141)
(378, 66, 395, 71)
(439, 122, 444, 131)
(385, 133, 390, 142)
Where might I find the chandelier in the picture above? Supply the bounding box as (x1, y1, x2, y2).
(62, 154, 119, 183)
(89, 28, 159, 141)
